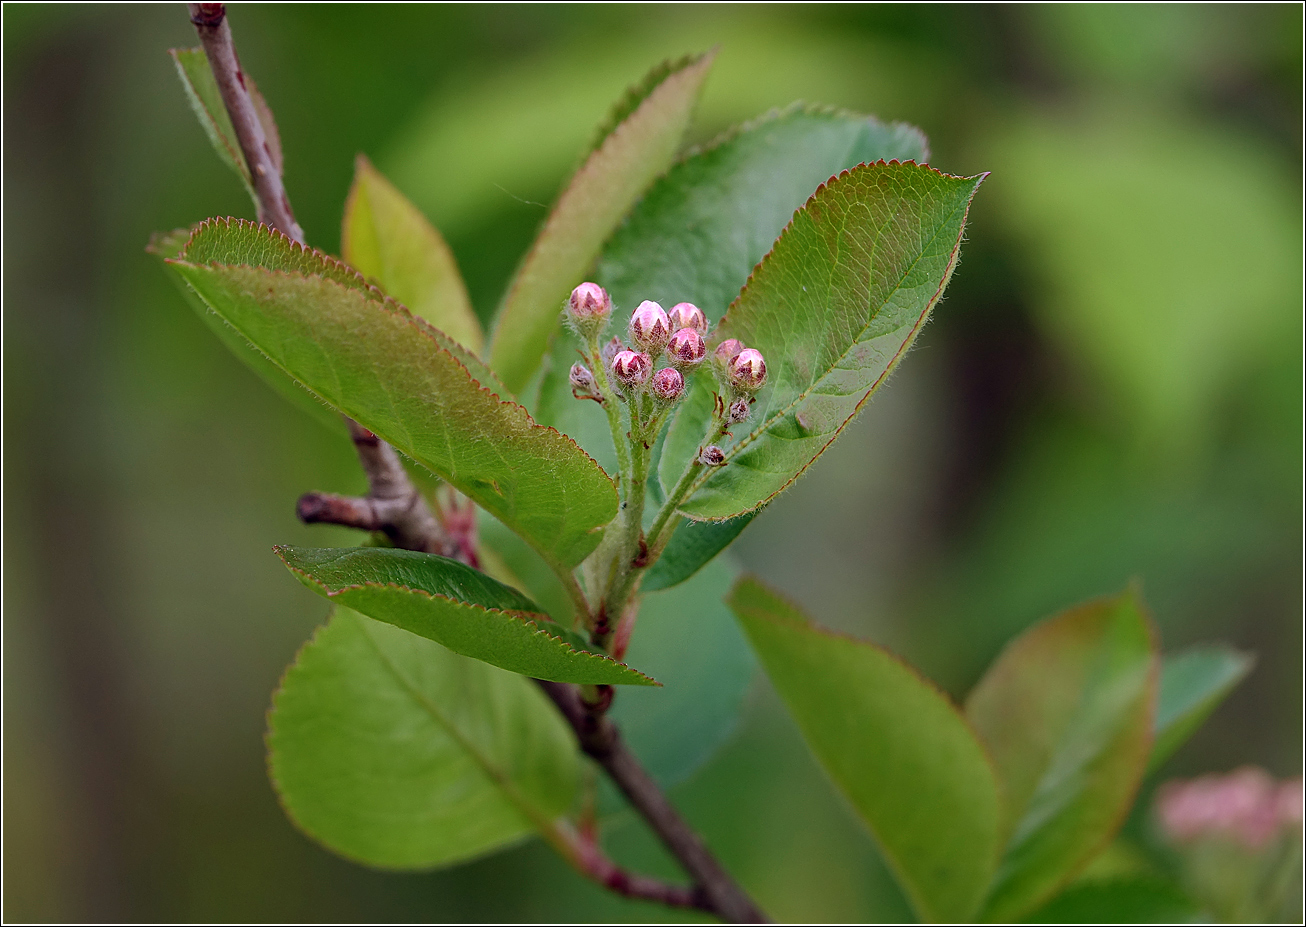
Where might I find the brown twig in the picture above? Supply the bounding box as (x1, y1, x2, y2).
(188, 2, 464, 562)
(189, 5, 765, 921)
(538, 681, 768, 923)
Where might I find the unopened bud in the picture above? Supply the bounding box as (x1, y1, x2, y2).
(629, 300, 671, 352)
(650, 367, 685, 403)
(727, 396, 751, 424)
(668, 302, 707, 334)
(713, 338, 746, 368)
(600, 336, 624, 368)
(568, 282, 612, 332)
(611, 349, 652, 388)
(569, 363, 595, 395)
(667, 328, 706, 369)
(698, 445, 726, 466)
(727, 348, 767, 392)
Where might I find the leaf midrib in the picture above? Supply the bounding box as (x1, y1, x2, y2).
(356, 615, 558, 835)
(681, 185, 972, 507)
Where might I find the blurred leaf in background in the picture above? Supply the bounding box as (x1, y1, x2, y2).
(3, 3, 1299, 922)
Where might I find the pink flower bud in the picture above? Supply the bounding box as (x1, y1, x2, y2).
(629, 300, 671, 351)
(668, 302, 707, 334)
(667, 328, 706, 369)
(698, 445, 726, 466)
(611, 349, 652, 388)
(727, 396, 751, 424)
(713, 338, 745, 368)
(727, 348, 767, 392)
(569, 363, 595, 394)
(568, 282, 612, 324)
(650, 367, 685, 403)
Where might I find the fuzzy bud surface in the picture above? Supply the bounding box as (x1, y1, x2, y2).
(727, 348, 768, 392)
(668, 302, 707, 334)
(611, 349, 652, 387)
(667, 328, 706, 369)
(629, 300, 672, 351)
(650, 367, 685, 403)
(698, 445, 726, 466)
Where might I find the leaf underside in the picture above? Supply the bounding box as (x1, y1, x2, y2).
(490, 52, 715, 394)
(965, 590, 1158, 922)
(1149, 644, 1252, 772)
(728, 575, 1003, 923)
(268, 607, 579, 869)
(277, 547, 655, 686)
(670, 161, 985, 521)
(167, 219, 617, 570)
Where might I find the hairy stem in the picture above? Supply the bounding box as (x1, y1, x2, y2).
(187, 5, 764, 920)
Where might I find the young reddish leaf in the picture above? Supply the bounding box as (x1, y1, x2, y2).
(672, 162, 985, 521)
(342, 156, 483, 354)
(727, 576, 1003, 923)
(1150, 645, 1253, 773)
(277, 547, 656, 686)
(268, 607, 580, 869)
(489, 52, 714, 394)
(168, 219, 616, 570)
(965, 589, 1159, 921)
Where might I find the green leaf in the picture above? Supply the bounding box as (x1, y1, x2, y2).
(642, 511, 759, 592)
(268, 607, 580, 869)
(528, 106, 928, 492)
(670, 161, 985, 520)
(169, 47, 282, 206)
(146, 228, 346, 434)
(965, 589, 1159, 921)
(728, 576, 1002, 923)
(1150, 645, 1253, 773)
(167, 219, 617, 570)
(1021, 878, 1200, 924)
(277, 547, 655, 686)
(489, 52, 715, 394)
(612, 557, 756, 786)
(342, 155, 484, 355)
(600, 103, 929, 326)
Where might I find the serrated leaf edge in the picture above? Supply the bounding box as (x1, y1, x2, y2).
(680, 161, 987, 521)
(167, 220, 618, 561)
(279, 554, 658, 686)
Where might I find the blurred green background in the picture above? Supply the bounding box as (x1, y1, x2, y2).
(3, 3, 1301, 921)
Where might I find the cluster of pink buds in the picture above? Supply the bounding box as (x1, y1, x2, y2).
(1155, 767, 1303, 850)
(566, 281, 772, 456)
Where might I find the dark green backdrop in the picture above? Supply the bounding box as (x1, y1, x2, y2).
(4, 3, 1301, 921)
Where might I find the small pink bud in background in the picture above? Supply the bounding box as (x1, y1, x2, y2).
(568, 282, 612, 324)
(727, 348, 767, 392)
(611, 349, 652, 388)
(629, 300, 671, 351)
(698, 445, 726, 466)
(600, 337, 625, 370)
(727, 397, 751, 424)
(667, 328, 706, 369)
(569, 363, 595, 394)
(713, 338, 745, 368)
(1155, 767, 1303, 850)
(668, 302, 707, 333)
(650, 367, 685, 403)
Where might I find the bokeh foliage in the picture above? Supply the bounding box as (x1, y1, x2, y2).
(3, 4, 1299, 921)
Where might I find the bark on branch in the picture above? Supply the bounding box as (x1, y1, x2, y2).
(188, 2, 459, 562)
(190, 5, 765, 921)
